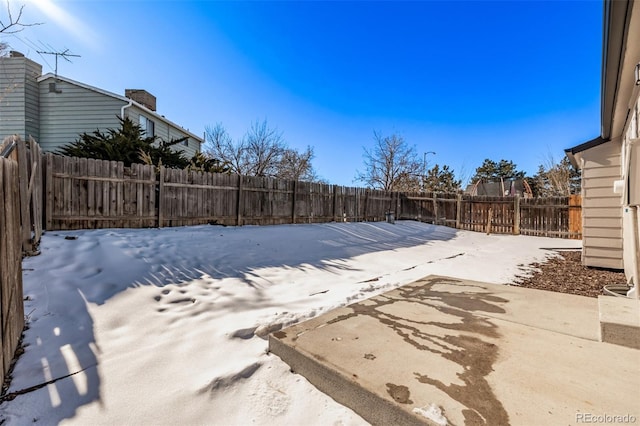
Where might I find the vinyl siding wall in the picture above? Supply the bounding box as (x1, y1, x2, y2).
(125, 107, 200, 158)
(3, 66, 201, 157)
(580, 140, 624, 269)
(39, 77, 124, 152)
(0, 56, 42, 141)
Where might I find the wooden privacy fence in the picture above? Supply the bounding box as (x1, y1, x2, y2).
(45, 155, 158, 229)
(45, 154, 398, 229)
(1, 136, 43, 254)
(520, 195, 582, 238)
(44, 154, 581, 239)
(0, 134, 44, 386)
(0, 149, 22, 387)
(399, 193, 582, 239)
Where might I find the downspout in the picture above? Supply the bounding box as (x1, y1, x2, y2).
(629, 206, 640, 299)
(120, 98, 133, 121)
(629, 139, 639, 299)
(601, 0, 612, 139)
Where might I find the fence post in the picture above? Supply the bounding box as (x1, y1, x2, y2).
(27, 139, 42, 247)
(236, 174, 243, 226)
(308, 183, 313, 223)
(455, 193, 462, 229)
(45, 153, 53, 230)
(486, 207, 493, 235)
(332, 185, 338, 222)
(15, 139, 31, 253)
(391, 191, 400, 220)
(291, 180, 297, 224)
(363, 189, 369, 222)
(569, 195, 582, 239)
(157, 166, 165, 228)
(513, 195, 521, 235)
(433, 194, 438, 225)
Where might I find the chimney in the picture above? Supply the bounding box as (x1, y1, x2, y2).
(125, 89, 156, 112)
(0, 51, 42, 141)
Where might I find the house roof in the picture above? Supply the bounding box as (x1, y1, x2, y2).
(564, 136, 608, 168)
(600, 0, 637, 141)
(565, 0, 638, 167)
(36, 73, 203, 144)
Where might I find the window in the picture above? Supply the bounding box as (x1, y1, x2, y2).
(139, 115, 155, 137)
(182, 138, 189, 147)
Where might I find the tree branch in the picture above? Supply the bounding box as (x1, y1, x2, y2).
(1, 1, 42, 35)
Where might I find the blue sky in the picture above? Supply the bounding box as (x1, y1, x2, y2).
(7, 0, 602, 186)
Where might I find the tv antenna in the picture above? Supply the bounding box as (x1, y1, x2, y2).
(36, 48, 80, 76)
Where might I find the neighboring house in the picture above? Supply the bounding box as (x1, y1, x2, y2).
(0, 51, 202, 157)
(565, 0, 640, 298)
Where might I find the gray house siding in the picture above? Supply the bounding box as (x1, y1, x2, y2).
(2, 53, 202, 158)
(39, 77, 124, 152)
(579, 140, 624, 269)
(125, 107, 199, 158)
(39, 77, 200, 157)
(168, 125, 199, 158)
(0, 55, 42, 141)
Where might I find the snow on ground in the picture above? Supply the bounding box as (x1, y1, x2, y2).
(0, 221, 580, 425)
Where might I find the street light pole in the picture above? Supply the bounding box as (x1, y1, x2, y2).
(423, 151, 436, 191)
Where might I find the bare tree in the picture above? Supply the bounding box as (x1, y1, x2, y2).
(456, 161, 471, 189)
(532, 152, 580, 197)
(355, 131, 422, 191)
(243, 119, 286, 177)
(276, 146, 321, 182)
(204, 123, 247, 174)
(204, 120, 285, 177)
(1, 1, 42, 56)
(204, 120, 322, 181)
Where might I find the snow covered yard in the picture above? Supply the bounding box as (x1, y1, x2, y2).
(0, 221, 580, 425)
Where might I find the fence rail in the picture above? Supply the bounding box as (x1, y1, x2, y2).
(43, 153, 582, 239)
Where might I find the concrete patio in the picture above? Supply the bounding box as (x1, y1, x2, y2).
(269, 275, 639, 426)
